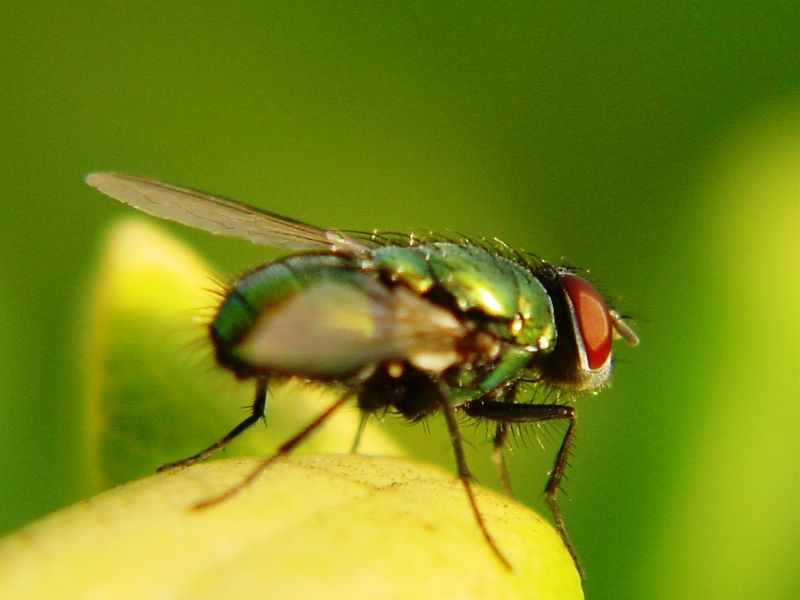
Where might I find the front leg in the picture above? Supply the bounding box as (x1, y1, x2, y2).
(461, 398, 584, 580)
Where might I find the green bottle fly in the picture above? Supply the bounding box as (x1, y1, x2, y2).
(86, 172, 638, 578)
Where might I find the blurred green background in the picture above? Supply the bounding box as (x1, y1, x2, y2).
(1, 3, 797, 598)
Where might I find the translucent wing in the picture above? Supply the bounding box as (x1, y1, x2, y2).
(85, 172, 369, 254)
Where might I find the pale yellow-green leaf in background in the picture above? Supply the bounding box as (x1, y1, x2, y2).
(82, 219, 403, 491)
(0, 456, 583, 600)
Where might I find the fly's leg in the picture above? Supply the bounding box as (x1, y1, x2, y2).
(492, 424, 514, 497)
(437, 391, 512, 570)
(194, 392, 350, 509)
(462, 399, 584, 580)
(158, 376, 269, 472)
(542, 409, 581, 579)
(489, 382, 519, 498)
(350, 414, 369, 454)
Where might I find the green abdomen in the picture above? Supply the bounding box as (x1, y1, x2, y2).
(211, 254, 363, 377)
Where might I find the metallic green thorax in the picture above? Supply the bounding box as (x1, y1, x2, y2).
(211, 242, 556, 406)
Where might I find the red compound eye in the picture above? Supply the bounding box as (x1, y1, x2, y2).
(562, 274, 612, 370)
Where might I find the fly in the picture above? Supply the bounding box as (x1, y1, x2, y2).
(86, 172, 638, 578)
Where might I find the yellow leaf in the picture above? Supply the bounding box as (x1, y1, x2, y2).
(0, 455, 583, 600)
